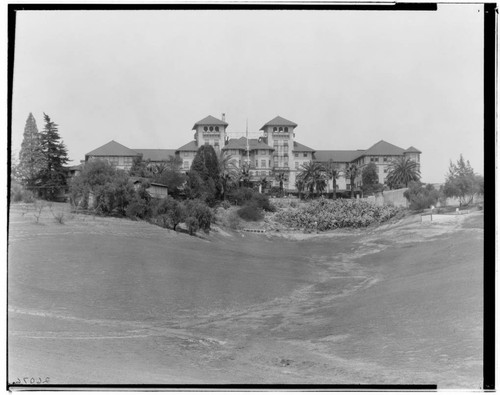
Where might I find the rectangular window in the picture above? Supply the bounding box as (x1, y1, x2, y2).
(204, 141, 209, 145)
(284, 161, 289, 168)
(383, 157, 387, 162)
(261, 160, 266, 168)
(274, 160, 278, 168)
(269, 160, 271, 167)
(374, 157, 379, 162)
(184, 152, 189, 157)
(183, 161, 189, 169)
(303, 153, 307, 158)
(295, 153, 298, 158)
(295, 162, 299, 169)
(238, 160, 241, 167)
(256, 160, 259, 168)
(384, 168, 388, 173)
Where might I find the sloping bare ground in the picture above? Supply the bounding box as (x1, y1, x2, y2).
(8, 203, 483, 387)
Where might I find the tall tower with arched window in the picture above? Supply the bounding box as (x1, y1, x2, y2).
(192, 115, 228, 152)
(260, 116, 297, 172)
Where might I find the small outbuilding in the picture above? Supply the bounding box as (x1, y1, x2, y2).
(131, 178, 168, 199)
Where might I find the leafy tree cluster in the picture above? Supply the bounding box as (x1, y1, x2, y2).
(16, 113, 70, 200)
(69, 159, 214, 235)
(442, 155, 483, 207)
(403, 181, 440, 211)
(70, 160, 133, 215)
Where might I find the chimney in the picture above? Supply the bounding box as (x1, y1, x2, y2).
(222, 113, 226, 122)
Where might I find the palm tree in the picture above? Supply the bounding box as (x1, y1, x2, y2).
(238, 163, 251, 188)
(257, 176, 269, 194)
(295, 178, 305, 200)
(343, 163, 360, 198)
(298, 161, 326, 198)
(324, 159, 341, 199)
(274, 171, 287, 197)
(386, 156, 421, 188)
(218, 152, 238, 199)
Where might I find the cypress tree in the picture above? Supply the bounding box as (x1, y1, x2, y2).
(190, 145, 220, 202)
(38, 113, 69, 200)
(18, 113, 44, 189)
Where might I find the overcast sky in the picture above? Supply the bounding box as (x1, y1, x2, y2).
(12, 5, 484, 183)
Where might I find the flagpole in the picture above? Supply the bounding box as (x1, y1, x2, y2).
(246, 118, 250, 166)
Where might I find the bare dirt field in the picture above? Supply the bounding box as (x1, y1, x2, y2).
(8, 203, 483, 387)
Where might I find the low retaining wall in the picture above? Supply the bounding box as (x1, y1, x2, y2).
(363, 188, 409, 208)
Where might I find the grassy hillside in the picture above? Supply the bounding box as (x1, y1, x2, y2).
(8, 202, 483, 387)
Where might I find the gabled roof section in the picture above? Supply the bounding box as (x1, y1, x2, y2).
(133, 149, 177, 161)
(404, 146, 422, 153)
(293, 141, 315, 152)
(259, 116, 297, 130)
(177, 141, 199, 152)
(361, 140, 405, 157)
(192, 115, 228, 130)
(86, 140, 140, 157)
(313, 150, 364, 163)
(222, 137, 274, 151)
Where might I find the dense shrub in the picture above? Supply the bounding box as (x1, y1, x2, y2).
(227, 187, 275, 212)
(403, 181, 440, 211)
(275, 197, 403, 230)
(185, 216, 199, 235)
(10, 182, 35, 203)
(70, 160, 134, 214)
(152, 197, 185, 230)
(220, 200, 232, 210)
(227, 211, 241, 229)
(237, 203, 264, 221)
(184, 199, 213, 233)
(124, 182, 151, 218)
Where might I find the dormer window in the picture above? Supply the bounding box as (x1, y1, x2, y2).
(279, 127, 283, 132)
(204, 126, 208, 131)
(273, 127, 277, 132)
(209, 126, 214, 131)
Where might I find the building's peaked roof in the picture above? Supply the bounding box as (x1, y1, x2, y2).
(177, 141, 199, 151)
(222, 137, 274, 151)
(86, 140, 140, 157)
(133, 149, 177, 161)
(192, 115, 228, 130)
(404, 146, 422, 153)
(313, 150, 364, 163)
(293, 141, 315, 152)
(259, 116, 297, 130)
(362, 140, 405, 156)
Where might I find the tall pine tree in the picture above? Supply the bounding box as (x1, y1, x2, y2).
(39, 113, 69, 200)
(18, 113, 44, 189)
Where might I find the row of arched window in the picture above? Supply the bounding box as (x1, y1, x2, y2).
(203, 126, 220, 132)
(273, 127, 289, 132)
